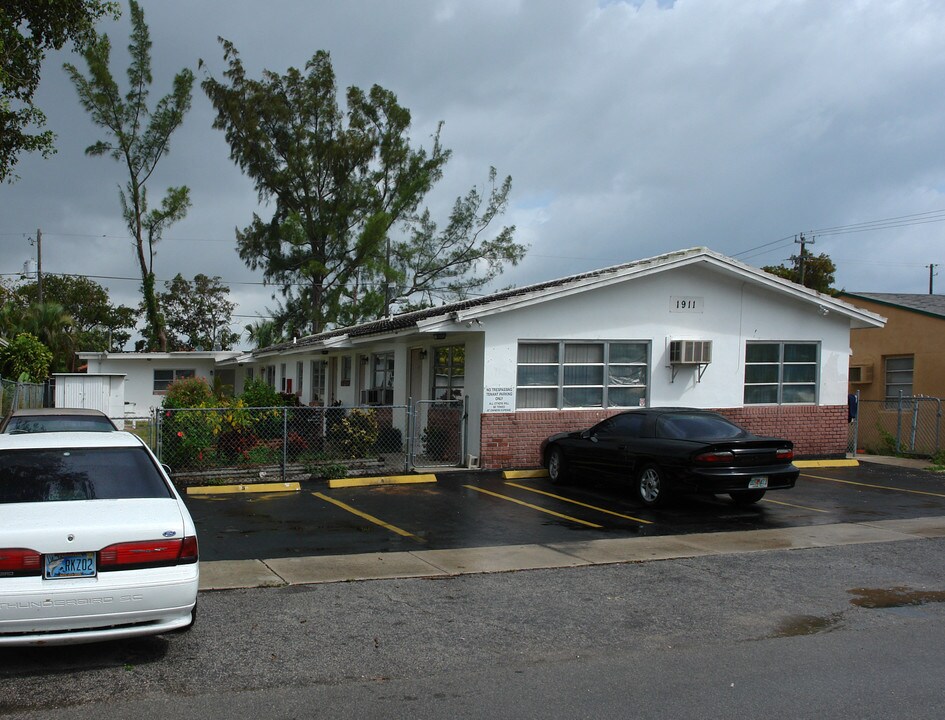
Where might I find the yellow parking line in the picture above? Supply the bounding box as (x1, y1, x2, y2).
(312, 492, 425, 542)
(464, 485, 603, 528)
(505, 482, 653, 524)
(760, 497, 829, 513)
(802, 473, 945, 499)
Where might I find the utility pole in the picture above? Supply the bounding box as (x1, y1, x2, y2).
(795, 232, 814, 286)
(927, 263, 938, 295)
(33, 228, 43, 304)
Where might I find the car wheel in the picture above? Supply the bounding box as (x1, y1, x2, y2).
(636, 464, 668, 507)
(547, 446, 568, 485)
(729, 490, 766, 506)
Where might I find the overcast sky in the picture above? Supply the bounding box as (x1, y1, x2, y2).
(3, 0, 945, 348)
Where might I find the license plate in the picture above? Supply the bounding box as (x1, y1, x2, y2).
(45, 552, 96, 579)
(748, 476, 769, 489)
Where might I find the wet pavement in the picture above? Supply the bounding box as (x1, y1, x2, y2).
(183, 458, 945, 584)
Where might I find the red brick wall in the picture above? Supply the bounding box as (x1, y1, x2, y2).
(479, 405, 848, 470)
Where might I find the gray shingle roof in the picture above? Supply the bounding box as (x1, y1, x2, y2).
(259, 247, 703, 353)
(842, 293, 945, 319)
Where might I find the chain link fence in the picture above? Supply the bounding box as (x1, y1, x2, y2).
(850, 395, 942, 458)
(155, 399, 466, 484)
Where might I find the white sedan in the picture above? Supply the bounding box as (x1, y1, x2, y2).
(0, 432, 199, 646)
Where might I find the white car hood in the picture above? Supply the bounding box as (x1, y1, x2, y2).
(0, 498, 188, 554)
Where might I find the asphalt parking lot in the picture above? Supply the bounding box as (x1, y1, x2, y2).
(185, 458, 945, 565)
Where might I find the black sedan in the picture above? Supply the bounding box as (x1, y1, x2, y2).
(540, 408, 799, 507)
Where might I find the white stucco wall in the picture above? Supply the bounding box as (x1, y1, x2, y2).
(83, 354, 230, 416)
(477, 265, 851, 410)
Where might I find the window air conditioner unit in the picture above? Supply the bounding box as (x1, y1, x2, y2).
(849, 364, 873, 384)
(669, 340, 712, 365)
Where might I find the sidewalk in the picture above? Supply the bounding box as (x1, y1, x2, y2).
(198, 514, 945, 591)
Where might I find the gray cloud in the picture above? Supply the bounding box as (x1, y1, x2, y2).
(3, 0, 945, 347)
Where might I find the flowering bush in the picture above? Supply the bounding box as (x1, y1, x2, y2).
(338, 408, 379, 458)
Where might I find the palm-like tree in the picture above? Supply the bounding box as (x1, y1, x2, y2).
(0, 302, 76, 372)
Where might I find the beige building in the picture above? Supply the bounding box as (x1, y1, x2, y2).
(839, 293, 945, 401)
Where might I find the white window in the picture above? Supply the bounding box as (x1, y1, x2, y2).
(516, 341, 648, 409)
(153, 368, 195, 393)
(744, 342, 818, 404)
(433, 345, 465, 400)
(884, 356, 913, 402)
(372, 352, 394, 390)
(310, 360, 327, 405)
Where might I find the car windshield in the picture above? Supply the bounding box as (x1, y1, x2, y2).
(0, 447, 172, 503)
(4, 416, 115, 433)
(657, 414, 747, 440)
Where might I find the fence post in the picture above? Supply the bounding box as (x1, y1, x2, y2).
(404, 397, 412, 474)
(154, 407, 162, 461)
(406, 397, 414, 472)
(910, 398, 920, 453)
(282, 407, 288, 483)
(896, 391, 903, 454)
(852, 390, 860, 457)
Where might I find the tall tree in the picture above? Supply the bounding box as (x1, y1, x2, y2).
(64, 0, 193, 351)
(203, 44, 524, 335)
(763, 252, 837, 294)
(18, 274, 135, 352)
(0, 301, 74, 372)
(0, 0, 118, 182)
(158, 273, 239, 351)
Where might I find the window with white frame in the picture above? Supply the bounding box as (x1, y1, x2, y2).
(516, 341, 648, 409)
(153, 368, 195, 393)
(372, 352, 394, 390)
(310, 359, 327, 404)
(744, 342, 818, 404)
(433, 345, 465, 400)
(884, 356, 913, 402)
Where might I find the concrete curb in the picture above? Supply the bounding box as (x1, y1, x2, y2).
(328, 474, 437, 489)
(187, 481, 301, 496)
(197, 514, 945, 591)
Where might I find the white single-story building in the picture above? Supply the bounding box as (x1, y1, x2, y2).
(80, 350, 244, 418)
(79, 247, 885, 468)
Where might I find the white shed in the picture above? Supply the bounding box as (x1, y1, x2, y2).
(53, 373, 126, 423)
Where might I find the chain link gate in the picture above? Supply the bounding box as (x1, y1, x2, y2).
(408, 398, 466, 469)
(850, 392, 943, 458)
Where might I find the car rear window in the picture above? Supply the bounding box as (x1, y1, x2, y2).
(0, 447, 173, 503)
(657, 414, 747, 440)
(5, 416, 115, 433)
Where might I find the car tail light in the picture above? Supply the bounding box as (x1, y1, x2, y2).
(695, 451, 735, 463)
(776, 448, 794, 461)
(99, 536, 198, 571)
(0, 548, 42, 576)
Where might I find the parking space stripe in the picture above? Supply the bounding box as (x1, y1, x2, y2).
(504, 482, 653, 524)
(312, 492, 425, 542)
(802, 472, 945, 499)
(464, 485, 603, 528)
(760, 497, 830, 513)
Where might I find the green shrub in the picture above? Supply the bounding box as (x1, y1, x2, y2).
(162, 376, 215, 409)
(338, 408, 379, 458)
(240, 378, 284, 408)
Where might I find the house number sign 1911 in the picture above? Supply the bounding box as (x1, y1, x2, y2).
(670, 296, 703, 312)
